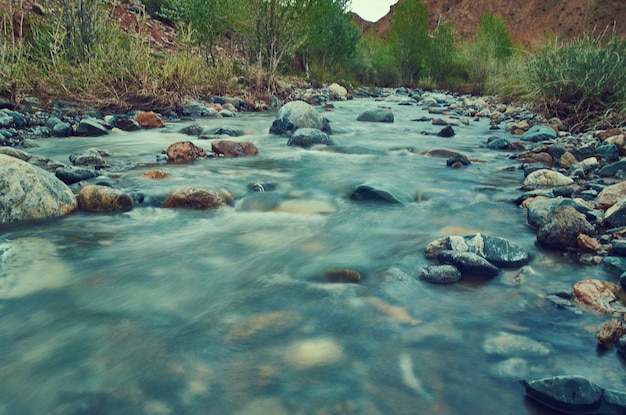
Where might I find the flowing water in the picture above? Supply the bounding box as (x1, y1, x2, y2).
(0, 93, 623, 414)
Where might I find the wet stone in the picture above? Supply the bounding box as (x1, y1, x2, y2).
(524, 376, 603, 414)
(437, 250, 500, 276)
(521, 125, 557, 142)
(324, 268, 361, 283)
(419, 265, 462, 284)
(356, 107, 394, 123)
(55, 167, 101, 185)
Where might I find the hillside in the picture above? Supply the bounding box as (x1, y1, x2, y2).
(367, 0, 626, 45)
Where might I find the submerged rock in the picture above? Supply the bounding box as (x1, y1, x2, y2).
(356, 107, 394, 123)
(211, 140, 258, 157)
(483, 332, 550, 357)
(324, 268, 361, 283)
(163, 187, 225, 210)
(55, 167, 101, 185)
(350, 182, 415, 204)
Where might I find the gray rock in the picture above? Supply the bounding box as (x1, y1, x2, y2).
(52, 122, 72, 137)
(521, 125, 557, 142)
(269, 100, 331, 135)
(356, 108, 394, 123)
(524, 376, 604, 414)
(69, 150, 107, 166)
(490, 357, 530, 379)
(605, 199, 626, 228)
(77, 119, 109, 136)
(425, 234, 530, 268)
(602, 256, 626, 277)
(599, 160, 626, 178)
(287, 128, 333, 148)
(437, 250, 500, 276)
(612, 240, 626, 256)
(537, 206, 595, 249)
(113, 116, 141, 131)
(45, 116, 63, 129)
(596, 143, 619, 162)
(1, 110, 25, 128)
(55, 167, 101, 185)
(0, 154, 77, 223)
(182, 100, 209, 117)
(527, 197, 601, 229)
(180, 123, 203, 136)
(217, 109, 235, 118)
(437, 125, 455, 137)
(419, 265, 462, 284)
(446, 154, 471, 167)
(487, 137, 511, 150)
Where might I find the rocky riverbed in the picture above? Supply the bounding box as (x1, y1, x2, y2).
(1, 85, 626, 414)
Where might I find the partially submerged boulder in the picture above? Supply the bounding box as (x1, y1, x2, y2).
(0, 154, 77, 223)
(269, 100, 331, 135)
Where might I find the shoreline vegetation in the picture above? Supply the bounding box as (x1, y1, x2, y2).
(0, 0, 625, 132)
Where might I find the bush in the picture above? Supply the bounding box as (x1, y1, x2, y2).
(527, 31, 626, 131)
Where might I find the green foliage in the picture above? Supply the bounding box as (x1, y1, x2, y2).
(299, 0, 361, 82)
(526, 31, 626, 131)
(143, 0, 171, 16)
(162, 0, 234, 64)
(58, 0, 107, 63)
(353, 29, 400, 86)
(459, 12, 513, 94)
(423, 22, 467, 88)
(387, 0, 430, 86)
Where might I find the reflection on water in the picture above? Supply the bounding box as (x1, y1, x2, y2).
(0, 94, 622, 414)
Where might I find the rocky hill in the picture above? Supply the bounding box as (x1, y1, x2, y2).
(364, 0, 626, 45)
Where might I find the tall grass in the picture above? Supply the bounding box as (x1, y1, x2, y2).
(525, 31, 626, 132)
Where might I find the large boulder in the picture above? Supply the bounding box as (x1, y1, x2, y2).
(211, 140, 258, 158)
(269, 101, 331, 135)
(573, 279, 625, 315)
(77, 185, 134, 213)
(356, 107, 394, 123)
(0, 154, 77, 223)
(76, 119, 109, 136)
(55, 167, 101, 185)
(596, 182, 626, 209)
(537, 206, 595, 249)
(424, 234, 530, 268)
(69, 149, 107, 166)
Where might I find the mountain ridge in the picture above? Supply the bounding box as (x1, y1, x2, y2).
(357, 0, 626, 45)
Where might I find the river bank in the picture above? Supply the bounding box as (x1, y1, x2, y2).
(1, 86, 626, 414)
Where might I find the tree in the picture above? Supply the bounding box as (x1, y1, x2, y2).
(425, 22, 458, 87)
(163, 0, 235, 64)
(299, 0, 361, 80)
(474, 12, 513, 61)
(354, 29, 400, 86)
(387, 0, 430, 86)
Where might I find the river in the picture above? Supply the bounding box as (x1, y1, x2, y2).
(0, 92, 621, 414)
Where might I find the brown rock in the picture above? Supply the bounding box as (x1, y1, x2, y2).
(424, 148, 461, 158)
(537, 206, 595, 249)
(163, 187, 224, 210)
(597, 318, 626, 348)
(516, 151, 553, 167)
(165, 141, 207, 163)
(596, 128, 624, 141)
(521, 195, 550, 209)
(595, 182, 626, 209)
(511, 120, 530, 135)
(140, 169, 170, 179)
(77, 185, 134, 212)
(559, 151, 578, 169)
(134, 111, 165, 128)
(604, 134, 626, 156)
(211, 140, 259, 158)
(577, 234, 602, 252)
(573, 279, 623, 315)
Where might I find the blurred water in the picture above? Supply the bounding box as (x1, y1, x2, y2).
(0, 94, 621, 414)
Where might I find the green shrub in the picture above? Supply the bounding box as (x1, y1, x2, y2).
(527, 31, 626, 131)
